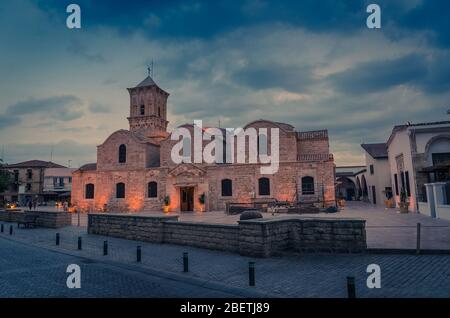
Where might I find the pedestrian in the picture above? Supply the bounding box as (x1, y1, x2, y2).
(33, 200, 37, 210)
(63, 201, 68, 212)
(28, 200, 32, 211)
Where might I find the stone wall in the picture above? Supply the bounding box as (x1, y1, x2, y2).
(164, 221, 239, 252)
(0, 210, 72, 228)
(88, 213, 366, 257)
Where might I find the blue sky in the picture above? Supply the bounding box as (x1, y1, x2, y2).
(0, 0, 450, 167)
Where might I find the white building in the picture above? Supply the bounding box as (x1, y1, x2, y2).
(43, 168, 76, 202)
(359, 143, 392, 206)
(357, 120, 450, 214)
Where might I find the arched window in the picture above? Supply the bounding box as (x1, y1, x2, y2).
(140, 105, 145, 115)
(258, 133, 268, 155)
(258, 177, 270, 196)
(302, 176, 315, 195)
(116, 182, 125, 199)
(118, 144, 126, 163)
(85, 183, 94, 199)
(221, 179, 232, 196)
(148, 181, 158, 198)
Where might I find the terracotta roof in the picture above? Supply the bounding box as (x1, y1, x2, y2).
(78, 163, 97, 171)
(6, 160, 66, 168)
(361, 143, 388, 159)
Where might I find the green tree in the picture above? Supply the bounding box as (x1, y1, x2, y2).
(0, 159, 11, 194)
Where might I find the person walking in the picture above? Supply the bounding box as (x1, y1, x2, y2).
(28, 200, 32, 211)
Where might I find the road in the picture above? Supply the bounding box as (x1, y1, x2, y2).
(0, 237, 262, 298)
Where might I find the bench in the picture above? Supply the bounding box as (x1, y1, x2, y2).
(17, 215, 39, 229)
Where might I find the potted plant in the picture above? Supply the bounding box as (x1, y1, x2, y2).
(398, 188, 409, 213)
(337, 193, 346, 207)
(383, 190, 394, 208)
(198, 192, 205, 212)
(163, 195, 170, 213)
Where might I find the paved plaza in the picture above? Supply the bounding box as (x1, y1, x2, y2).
(61, 201, 450, 250)
(1, 219, 450, 297)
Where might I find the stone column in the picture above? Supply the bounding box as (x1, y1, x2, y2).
(424, 183, 436, 218)
(431, 182, 446, 219)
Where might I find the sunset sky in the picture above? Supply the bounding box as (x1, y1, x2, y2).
(1, 0, 449, 167)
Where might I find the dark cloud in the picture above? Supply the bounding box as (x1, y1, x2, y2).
(89, 102, 111, 113)
(328, 54, 427, 94)
(67, 40, 106, 63)
(0, 115, 21, 130)
(232, 64, 313, 92)
(7, 95, 84, 121)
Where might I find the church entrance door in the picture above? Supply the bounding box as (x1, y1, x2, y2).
(180, 187, 194, 212)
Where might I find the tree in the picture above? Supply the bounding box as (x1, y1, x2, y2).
(0, 159, 11, 194)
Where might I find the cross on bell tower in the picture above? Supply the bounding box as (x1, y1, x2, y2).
(126, 68, 169, 137)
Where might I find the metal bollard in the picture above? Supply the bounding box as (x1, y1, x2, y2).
(347, 276, 356, 298)
(78, 237, 82, 250)
(137, 246, 142, 263)
(249, 262, 255, 286)
(1, 223, 3, 233)
(416, 222, 421, 255)
(9, 225, 13, 235)
(183, 252, 189, 272)
(56, 233, 60, 246)
(103, 241, 108, 256)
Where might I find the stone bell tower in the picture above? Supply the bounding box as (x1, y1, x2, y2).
(127, 74, 169, 137)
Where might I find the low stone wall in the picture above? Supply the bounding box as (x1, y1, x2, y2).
(164, 221, 239, 252)
(239, 218, 366, 257)
(0, 210, 72, 228)
(88, 213, 366, 257)
(0, 210, 25, 223)
(88, 214, 179, 242)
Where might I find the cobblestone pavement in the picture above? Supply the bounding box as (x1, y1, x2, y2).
(0, 237, 267, 298)
(1, 223, 449, 297)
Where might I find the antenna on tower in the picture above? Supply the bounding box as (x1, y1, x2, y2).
(147, 60, 154, 78)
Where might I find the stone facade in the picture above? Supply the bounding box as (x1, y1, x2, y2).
(88, 213, 366, 257)
(72, 75, 335, 213)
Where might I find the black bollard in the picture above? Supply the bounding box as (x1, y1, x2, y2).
(347, 276, 356, 298)
(103, 241, 108, 256)
(137, 246, 142, 263)
(56, 233, 60, 246)
(183, 252, 189, 272)
(1, 223, 3, 233)
(78, 237, 82, 250)
(9, 225, 13, 235)
(249, 262, 255, 286)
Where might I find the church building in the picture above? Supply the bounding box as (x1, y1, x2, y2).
(71, 75, 336, 212)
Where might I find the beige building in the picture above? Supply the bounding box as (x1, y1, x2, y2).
(0, 160, 66, 205)
(71, 75, 336, 213)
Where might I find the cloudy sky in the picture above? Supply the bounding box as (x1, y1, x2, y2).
(1, 0, 449, 168)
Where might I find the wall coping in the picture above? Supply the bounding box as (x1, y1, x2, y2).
(88, 213, 179, 221)
(165, 220, 239, 229)
(238, 216, 366, 225)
